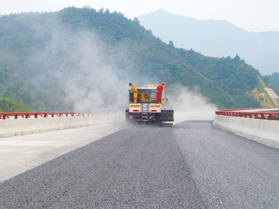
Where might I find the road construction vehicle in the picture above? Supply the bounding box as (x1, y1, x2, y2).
(125, 84, 174, 126)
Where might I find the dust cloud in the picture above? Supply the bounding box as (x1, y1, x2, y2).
(29, 22, 133, 112)
(15, 15, 217, 118)
(166, 83, 217, 122)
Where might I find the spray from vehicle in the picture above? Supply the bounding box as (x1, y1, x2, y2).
(167, 83, 217, 122)
(11, 14, 217, 124)
(27, 23, 133, 112)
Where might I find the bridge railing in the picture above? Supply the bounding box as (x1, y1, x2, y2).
(0, 112, 121, 120)
(216, 110, 279, 121)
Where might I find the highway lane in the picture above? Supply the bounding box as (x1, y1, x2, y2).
(1, 121, 279, 208)
(0, 124, 122, 182)
(175, 121, 279, 208)
(0, 123, 204, 208)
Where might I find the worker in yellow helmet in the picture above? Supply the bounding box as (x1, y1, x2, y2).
(129, 83, 138, 103)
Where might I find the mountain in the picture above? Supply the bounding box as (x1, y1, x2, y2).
(138, 9, 279, 75)
(0, 7, 264, 111)
(266, 73, 279, 95)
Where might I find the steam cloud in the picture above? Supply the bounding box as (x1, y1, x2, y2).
(167, 83, 217, 111)
(31, 25, 217, 114)
(4, 14, 217, 117)
(29, 22, 133, 112)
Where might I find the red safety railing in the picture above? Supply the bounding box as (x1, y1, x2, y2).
(0, 112, 121, 120)
(216, 109, 279, 121)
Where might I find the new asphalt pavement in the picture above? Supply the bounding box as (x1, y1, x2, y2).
(1, 121, 279, 208)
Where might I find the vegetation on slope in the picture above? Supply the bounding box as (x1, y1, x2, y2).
(266, 73, 279, 95)
(0, 7, 262, 111)
(0, 98, 35, 112)
(138, 9, 279, 75)
(250, 76, 276, 108)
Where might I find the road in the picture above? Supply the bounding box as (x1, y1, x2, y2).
(1, 120, 279, 208)
(0, 123, 122, 182)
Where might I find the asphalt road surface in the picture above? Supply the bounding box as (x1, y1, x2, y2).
(1, 121, 279, 208)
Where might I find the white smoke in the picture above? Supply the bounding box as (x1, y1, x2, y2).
(166, 83, 217, 122)
(12, 14, 218, 117)
(167, 83, 217, 111)
(29, 24, 132, 112)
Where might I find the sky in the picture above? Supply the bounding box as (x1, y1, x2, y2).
(0, 0, 278, 32)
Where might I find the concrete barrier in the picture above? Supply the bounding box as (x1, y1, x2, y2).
(0, 112, 125, 138)
(214, 114, 279, 149)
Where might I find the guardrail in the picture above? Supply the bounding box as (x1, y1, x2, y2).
(0, 112, 122, 120)
(214, 108, 279, 149)
(215, 110, 279, 121)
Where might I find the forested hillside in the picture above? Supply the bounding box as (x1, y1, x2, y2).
(0, 7, 261, 112)
(0, 98, 34, 112)
(138, 9, 279, 75)
(266, 73, 279, 95)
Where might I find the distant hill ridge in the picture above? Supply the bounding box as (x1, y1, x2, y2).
(138, 9, 279, 75)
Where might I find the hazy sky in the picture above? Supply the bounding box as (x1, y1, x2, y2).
(1, 0, 278, 32)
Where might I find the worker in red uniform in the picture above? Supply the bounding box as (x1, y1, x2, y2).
(156, 82, 165, 103)
(129, 83, 138, 103)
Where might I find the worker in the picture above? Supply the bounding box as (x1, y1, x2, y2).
(156, 82, 165, 103)
(129, 83, 138, 103)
